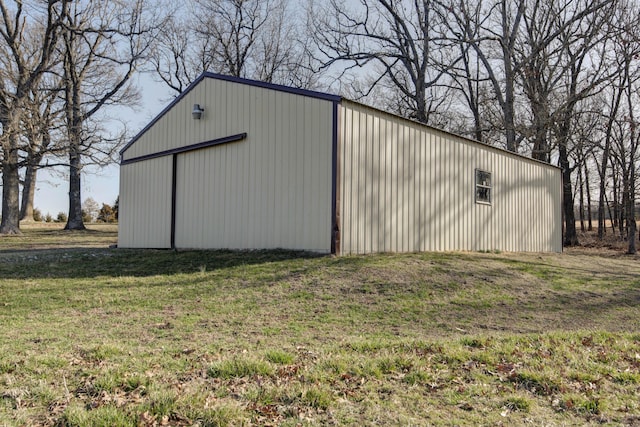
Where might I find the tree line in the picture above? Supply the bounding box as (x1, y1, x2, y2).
(0, 0, 158, 233)
(1, 0, 639, 253)
(304, 0, 639, 253)
(31, 196, 118, 224)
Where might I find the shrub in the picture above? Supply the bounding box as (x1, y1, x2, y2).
(81, 209, 92, 223)
(82, 197, 99, 222)
(113, 196, 119, 220)
(97, 203, 116, 223)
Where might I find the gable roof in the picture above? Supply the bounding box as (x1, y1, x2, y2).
(120, 72, 342, 157)
(120, 72, 558, 170)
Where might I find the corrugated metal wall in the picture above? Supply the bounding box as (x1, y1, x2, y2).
(338, 100, 562, 254)
(120, 78, 334, 251)
(118, 156, 172, 248)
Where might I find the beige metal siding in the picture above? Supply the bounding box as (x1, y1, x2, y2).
(339, 100, 562, 254)
(121, 77, 334, 251)
(118, 157, 172, 248)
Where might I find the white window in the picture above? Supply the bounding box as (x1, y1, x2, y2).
(475, 169, 492, 204)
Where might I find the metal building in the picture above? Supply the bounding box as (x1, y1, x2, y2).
(119, 73, 562, 253)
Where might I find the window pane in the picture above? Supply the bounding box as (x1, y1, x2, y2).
(475, 169, 492, 204)
(476, 187, 491, 202)
(477, 170, 491, 186)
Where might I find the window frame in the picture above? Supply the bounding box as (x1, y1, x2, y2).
(475, 169, 492, 205)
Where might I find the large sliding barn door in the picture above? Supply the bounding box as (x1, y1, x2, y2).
(175, 145, 238, 249)
(174, 139, 259, 249)
(173, 132, 332, 251)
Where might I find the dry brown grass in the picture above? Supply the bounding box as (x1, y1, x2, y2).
(573, 220, 639, 253)
(0, 225, 639, 426)
(0, 223, 117, 252)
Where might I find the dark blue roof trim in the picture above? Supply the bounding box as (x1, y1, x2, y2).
(120, 73, 341, 157)
(120, 73, 209, 157)
(202, 72, 342, 103)
(120, 133, 247, 165)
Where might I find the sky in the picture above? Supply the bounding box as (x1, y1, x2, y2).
(34, 75, 174, 217)
(31, 1, 353, 217)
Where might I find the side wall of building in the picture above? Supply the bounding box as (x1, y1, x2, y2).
(118, 156, 173, 248)
(338, 101, 563, 254)
(120, 78, 334, 251)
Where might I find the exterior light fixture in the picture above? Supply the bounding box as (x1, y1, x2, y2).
(192, 104, 204, 120)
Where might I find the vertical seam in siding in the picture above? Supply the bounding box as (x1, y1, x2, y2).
(331, 101, 340, 255)
(170, 153, 177, 249)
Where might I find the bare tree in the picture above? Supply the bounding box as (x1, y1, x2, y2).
(309, 0, 455, 124)
(0, 0, 68, 234)
(81, 197, 99, 223)
(609, 18, 640, 253)
(19, 84, 61, 222)
(59, 0, 158, 230)
(150, 6, 211, 93)
(545, 0, 617, 245)
(438, 0, 491, 142)
(568, 106, 601, 234)
(596, 75, 627, 239)
(441, 0, 526, 151)
(152, 0, 314, 94)
(592, 1, 640, 253)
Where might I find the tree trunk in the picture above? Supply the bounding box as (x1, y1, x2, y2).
(65, 143, 85, 230)
(604, 191, 615, 233)
(629, 220, 637, 254)
(627, 179, 636, 254)
(469, 71, 483, 143)
(619, 189, 625, 238)
(557, 90, 579, 246)
(597, 172, 608, 238)
(0, 145, 22, 234)
(621, 174, 633, 248)
(20, 160, 40, 222)
(460, 42, 483, 142)
(585, 163, 593, 231)
(578, 165, 585, 232)
(612, 172, 619, 230)
(63, 19, 85, 232)
(500, 0, 520, 153)
(559, 143, 578, 246)
(503, 72, 517, 152)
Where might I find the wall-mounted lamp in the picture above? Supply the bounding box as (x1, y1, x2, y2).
(192, 104, 205, 120)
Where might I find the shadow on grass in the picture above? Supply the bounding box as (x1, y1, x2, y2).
(0, 247, 328, 280)
(0, 228, 118, 252)
(446, 263, 640, 334)
(493, 257, 640, 285)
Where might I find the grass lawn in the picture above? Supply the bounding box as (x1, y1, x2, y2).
(1, 226, 639, 426)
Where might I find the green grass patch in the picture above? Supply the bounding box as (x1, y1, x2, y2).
(207, 358, 274, 379)
(1, 226, 640, 426)
(302, 387, 333, 410)
(264, 349, 295, 365)
(502, 396, 532, 412)
(509, 371, 560, 396)
(61, 404, 135, 427)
